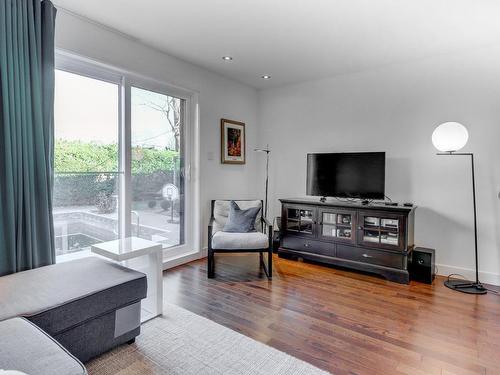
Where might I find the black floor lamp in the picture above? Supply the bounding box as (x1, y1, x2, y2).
(254, 145, 271, 219)
(431, 122, 487, 295)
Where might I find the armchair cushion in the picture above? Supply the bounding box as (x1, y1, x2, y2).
(223, 201, 261, 233)
(212, 200, 262, 233)
(212, 231, 269, 250)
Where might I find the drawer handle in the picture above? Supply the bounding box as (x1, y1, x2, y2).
(362, 253, 373, 258)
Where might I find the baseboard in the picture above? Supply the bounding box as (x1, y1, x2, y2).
(436, 263, 500, 286)
(162, 250, 206, 270)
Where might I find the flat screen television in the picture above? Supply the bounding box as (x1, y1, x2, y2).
(306, 152, 385, 199)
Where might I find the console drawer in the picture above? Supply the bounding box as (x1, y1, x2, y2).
(282, 237, 334, 256)
(336, 244, 403, 269)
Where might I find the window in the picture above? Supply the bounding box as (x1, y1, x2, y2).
(54, 54, 195, 263)
(130, 86, 185, 248)
(54, 70, 121, 260)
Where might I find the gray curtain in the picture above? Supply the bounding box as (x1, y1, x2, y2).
(0, 0, 57, 275)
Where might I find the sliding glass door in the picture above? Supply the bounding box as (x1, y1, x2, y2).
(54, 55, 193, 262)
(53, 70, 122, 261)
(130, 86, 185, 248)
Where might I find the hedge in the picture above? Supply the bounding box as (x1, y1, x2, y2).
(54, 141, 179, 207)
(54, 173, 117, 207)
(55, 140, 179, 174)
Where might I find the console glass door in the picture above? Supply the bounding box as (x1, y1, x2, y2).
(358, 213, 403, 250)
(319, 210, 354, 242)
(286, 207, 314, 236)
(299, 209, 314, 233)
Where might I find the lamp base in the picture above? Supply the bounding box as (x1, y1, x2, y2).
(444, 279, 487, 295)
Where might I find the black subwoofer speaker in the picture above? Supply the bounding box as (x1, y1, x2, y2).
(410, 247, 435, 284)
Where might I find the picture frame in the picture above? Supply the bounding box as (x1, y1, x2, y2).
(221, 118, 245, 164)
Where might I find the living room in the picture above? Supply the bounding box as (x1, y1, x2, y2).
(1, 1, 499, 374)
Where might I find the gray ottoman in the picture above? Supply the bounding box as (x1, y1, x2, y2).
(0, 257, 147, 362)
(0, 317, 86, 374)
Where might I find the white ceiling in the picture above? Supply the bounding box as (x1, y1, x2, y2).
(54, 0, 500, 89)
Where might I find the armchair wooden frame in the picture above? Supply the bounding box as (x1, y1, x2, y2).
(207, 200, 273, 279)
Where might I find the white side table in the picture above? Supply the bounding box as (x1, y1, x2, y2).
(91, 237, 163, 323)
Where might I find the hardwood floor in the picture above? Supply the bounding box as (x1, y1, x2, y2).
(163, 254, 500, 375)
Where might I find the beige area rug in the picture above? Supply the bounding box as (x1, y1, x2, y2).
(87, 303, 330, 375)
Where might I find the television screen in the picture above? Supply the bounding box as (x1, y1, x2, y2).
(306, 152, 385, 199)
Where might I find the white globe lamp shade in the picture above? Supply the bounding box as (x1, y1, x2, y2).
(431, 122, 469, 152)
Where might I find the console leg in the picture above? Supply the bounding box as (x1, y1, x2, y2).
(127, 338, 136, 345)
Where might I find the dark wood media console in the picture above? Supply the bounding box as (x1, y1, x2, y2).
(279, 198, 416, 283)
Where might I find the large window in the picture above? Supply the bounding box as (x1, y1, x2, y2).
(54, 70, 121, 260)
(130, 87, 185, 248)
(54, 56, 193, 262)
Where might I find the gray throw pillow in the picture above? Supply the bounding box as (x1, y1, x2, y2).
(223, 201, 261, 233)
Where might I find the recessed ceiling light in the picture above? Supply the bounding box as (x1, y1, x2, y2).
(222, 56, 233, 61)
(261, 75, 272, 80)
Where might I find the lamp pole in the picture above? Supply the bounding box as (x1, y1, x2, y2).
(254, 146, 271, 219)
(437, 152, 486, 294)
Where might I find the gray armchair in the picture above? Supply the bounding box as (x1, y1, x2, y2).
(208, 200, 273, 279)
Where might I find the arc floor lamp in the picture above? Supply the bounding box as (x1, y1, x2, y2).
(431, 122, 487, 295)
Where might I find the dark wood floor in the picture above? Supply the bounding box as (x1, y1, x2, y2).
(163, 254, 500, 375)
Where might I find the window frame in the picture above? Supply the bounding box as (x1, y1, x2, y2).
(55, 50, 200, 264)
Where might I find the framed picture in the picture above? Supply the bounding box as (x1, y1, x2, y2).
(221, 118, 245, 164)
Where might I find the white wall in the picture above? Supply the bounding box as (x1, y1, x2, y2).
(258, 46, 500, 284)
(55, 11, 260, 251)
(55, 10, 500, 284)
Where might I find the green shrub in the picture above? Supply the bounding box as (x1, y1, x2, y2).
(131, 147, 178, 174)
(53, 173, 117, 207)
(55, 141, 118, 172)
(54, 140, 179, 207)
(55, 140, 179, 174)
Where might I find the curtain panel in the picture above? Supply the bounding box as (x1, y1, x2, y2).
(0, 0, 57, 275)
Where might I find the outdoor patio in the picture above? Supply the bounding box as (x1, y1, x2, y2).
(54, 204, 181, 261)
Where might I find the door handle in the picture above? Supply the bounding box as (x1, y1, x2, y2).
(362, 253, 373, 258)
